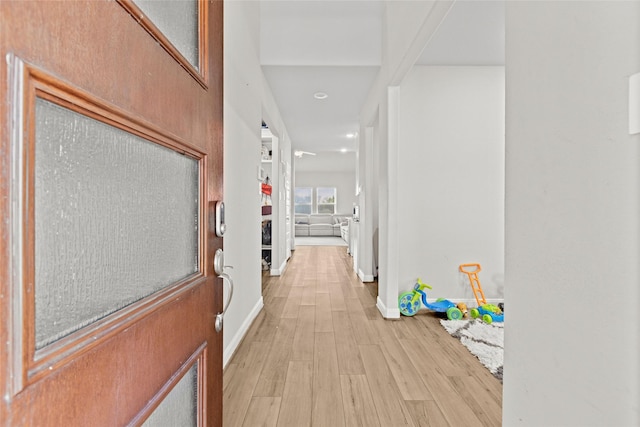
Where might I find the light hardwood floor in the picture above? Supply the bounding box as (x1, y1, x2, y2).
(223, 246, 502, 426)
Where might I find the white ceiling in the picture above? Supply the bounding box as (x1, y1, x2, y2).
(260, 0, 504, 169)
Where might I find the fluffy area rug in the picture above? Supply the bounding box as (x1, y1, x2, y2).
(440, 319, 504, 382)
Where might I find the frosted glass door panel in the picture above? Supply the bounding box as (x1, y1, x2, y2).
(142, 364, 198, 427)
(133, 0, 199, 70)
(34, 98, 199, 349)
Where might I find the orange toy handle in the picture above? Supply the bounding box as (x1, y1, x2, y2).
(459, 263, 481, 273)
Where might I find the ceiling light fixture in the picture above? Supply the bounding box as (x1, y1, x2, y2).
(346, 133, 355, 138)
(340, 148, 348, 153)
(313, 92, 328, 100)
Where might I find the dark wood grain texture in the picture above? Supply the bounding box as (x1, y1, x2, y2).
(0, 1, 224, 425)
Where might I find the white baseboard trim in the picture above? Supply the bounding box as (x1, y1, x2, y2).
(223, 296, 264, 368)
(358, 269, 375, 283)
(270, 259, 288, 276)
(376, 296, 400, 319)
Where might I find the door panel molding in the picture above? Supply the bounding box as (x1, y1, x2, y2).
(130, 342, 208, 426)
(117, 0, 209, 88)
(7, 55, 210, 393)
(1, 0, 223, 423)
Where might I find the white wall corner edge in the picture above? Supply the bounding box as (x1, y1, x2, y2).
(629, 72, 640, 135)
(270, 259, 288, 276)
(223, 296, 264, 368)
(358, 269, 375, 283)
(377, 296, 400, 319)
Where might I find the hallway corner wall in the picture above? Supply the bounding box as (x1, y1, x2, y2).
(222, 0, 264, 365)
(504, 2, 640, 424)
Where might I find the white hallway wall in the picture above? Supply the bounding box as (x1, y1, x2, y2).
(360, 0, 639, 423)
(359, 0, 456, 316)
(397, 65, 505, 302)
(223, 0, 292, 366)
(504, 2, 639, 425)
(222, 1, 263, 365)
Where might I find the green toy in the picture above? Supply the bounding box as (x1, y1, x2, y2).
(399, 278, 463, 320)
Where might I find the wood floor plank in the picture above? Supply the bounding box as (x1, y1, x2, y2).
(312, 332, 345, 427)
(359, 344, 416, 427)
(241, 397, 281, 427)
(414, 320, 470, 377)
(421, 368, 485, 426)
(300, 282, 317, 305)
(404, 400, 451, 427)
(329, 283, 347, 311)
(379, 335, 434, 401)
(340, 375, 381, 427)
(253, 318, 297, 397)
(223, 341, 271, 426)
(400, 314, 442, 342)
(315, 278, 329, 294)
(242, 310, 280, 346)
(262, 296, 288, 320)
(314, 292, 333, 333)
(348, 310, 378, 345)
(276, 361, 313, 427)
(280, 286, 303, 319)
(225, 247, 502, 427)
(291, 305, 315, 361)
(332, 311, 365, 374)
(272, 282, 293, 298)
(223, 362, 238, 394)
(399, 329, 502, 425)
(398, 337, 487, 425)
(449, 375, 502, 426)
(397, 338, 441, 378)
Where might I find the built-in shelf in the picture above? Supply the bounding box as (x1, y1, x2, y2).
(261, 127, 274, 272)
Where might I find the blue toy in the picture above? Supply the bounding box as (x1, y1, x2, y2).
(459, 263, 504, 324)
(470, 304, 504, 324)
(399, 278, 463, 320)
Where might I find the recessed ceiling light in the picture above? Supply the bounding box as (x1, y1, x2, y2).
(346, 133, 355, 138)
(340, 148, 348, 153)
(313, 92, 328, 100)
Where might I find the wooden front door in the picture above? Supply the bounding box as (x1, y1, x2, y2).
(0, 1, 223, 425)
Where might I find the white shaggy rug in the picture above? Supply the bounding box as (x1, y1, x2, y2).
(440, 319, 504, 381)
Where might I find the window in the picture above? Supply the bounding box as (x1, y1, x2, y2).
(317, 187, 336, 214)
(294, 187, 312, 214)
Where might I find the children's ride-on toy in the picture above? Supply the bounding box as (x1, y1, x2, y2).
(459, 263, 504, 324)
(399, 278, 463, 320)
(470, 304, 504, 324)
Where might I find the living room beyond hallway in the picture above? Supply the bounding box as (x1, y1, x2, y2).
(224, 246, 502, 426)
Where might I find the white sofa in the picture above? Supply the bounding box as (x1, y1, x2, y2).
(294, 214, 351, 237)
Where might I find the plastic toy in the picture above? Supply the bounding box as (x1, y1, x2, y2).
(456, 302, 469, 318)
(470, 304, 504, 324)
(459, 263, 504, 324)
(398, 278, 463, 320)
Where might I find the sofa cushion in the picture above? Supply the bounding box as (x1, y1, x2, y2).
(295, 215, 309, 224)
(294, 214, 352, 237)
(333, 216, 349, 225)
(308, 214, 333, 225)
(309, 223, 333, 236)
(295, 224, 309, 236)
